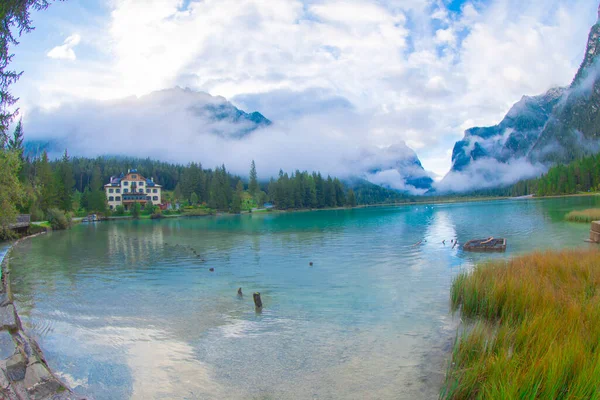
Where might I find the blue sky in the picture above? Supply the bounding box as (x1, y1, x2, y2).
(9, 0, 600, 187)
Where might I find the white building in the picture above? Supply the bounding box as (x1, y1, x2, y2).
(104, 169, 162, 211)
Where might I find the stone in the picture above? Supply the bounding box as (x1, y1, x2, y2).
(5, 353, 26, 381)
(590, 230, 600, 244)
(24, 362, 62, 399)
(0, 330, 16, 359)
(0, 304, 17, 331)
(0, 293, 9, 307)
(591, 221, 600, 234)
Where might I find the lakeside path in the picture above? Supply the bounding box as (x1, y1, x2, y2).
(0, 238, 85, 400)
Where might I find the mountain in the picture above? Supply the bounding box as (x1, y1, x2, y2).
(146, 88, 272, 138)
(24, 87, 272, 158)
(357, 143, 434, 193)
(24, 87, 432, 193)
(444, 7, 600, 190)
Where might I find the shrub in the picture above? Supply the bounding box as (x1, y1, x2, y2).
(144, 203, 155, 215)
(114, 205, 125, 216)
(131, 203, 141, 219)
(565, 208, 600, 223)
(46, 208, 71, 230)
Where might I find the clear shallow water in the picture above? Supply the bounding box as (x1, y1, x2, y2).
(6, 197, 599, 400)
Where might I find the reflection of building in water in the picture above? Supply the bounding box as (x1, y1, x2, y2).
(108, 224, 165, 264)
(105, 169, 162, 211)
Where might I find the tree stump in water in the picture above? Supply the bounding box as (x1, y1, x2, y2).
(253, 292, 263, 309)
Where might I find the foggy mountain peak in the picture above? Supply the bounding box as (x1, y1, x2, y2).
(440, 10, 600, 193)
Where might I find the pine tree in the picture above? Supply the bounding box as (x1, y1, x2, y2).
(56, 149, 75, 211)
(347, 189, 357, 207)
(87, 165, 106, 213)
(231, 180, 243, 214)
(0, 147, 25, 235)
(7, 118, 24, 159)
(174, 183, 182, 202)
(249, 160, 258, 196)
(190, 192, 199, 206)
(37, 151, 56, 211)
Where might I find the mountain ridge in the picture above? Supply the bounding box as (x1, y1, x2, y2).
(443, 8, 600, 191)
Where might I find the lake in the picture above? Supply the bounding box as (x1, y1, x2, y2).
(6, 197, 599, 399)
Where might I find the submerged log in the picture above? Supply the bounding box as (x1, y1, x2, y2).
(253, 292, 263, 309)
(463, 238, 506, 252)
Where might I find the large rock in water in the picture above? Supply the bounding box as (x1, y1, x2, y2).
(444, 7, 600, 190)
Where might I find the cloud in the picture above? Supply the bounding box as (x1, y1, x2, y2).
(12, 0, 600, 188)
(435, 157, 546, 193)
(47, 34, 81, 60)
(23, 88, 433, 194)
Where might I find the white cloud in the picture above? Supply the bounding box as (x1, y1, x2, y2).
(47, 34, 81, 60)
(13, 0, 600, 187)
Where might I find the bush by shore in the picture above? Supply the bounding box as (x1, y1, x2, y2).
(443, 248, 600, 399)
(46, 208, 72, 230)
(565, 208, 600, 223)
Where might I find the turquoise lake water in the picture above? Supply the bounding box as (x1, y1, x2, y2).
(6, 197, 600, 399)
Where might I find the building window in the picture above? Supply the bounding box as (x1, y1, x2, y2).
(116, 196, 121, 201)
(139, 189, 143, 193)
(124, 189, 129, 193)
(109, 188, 114, 193)
(132, 174, 137, 179)
(139, 181, 144, 186)
(153, 196, 159, 201)
(146, 189, 151, 193)
(109, 205, 113, 210)
(147, 196, 152, 201)
(116, 188, 120, 193)
(123, 181, 129, 186)
(153, 189, 157, 193)
(109, 196, 114, 201)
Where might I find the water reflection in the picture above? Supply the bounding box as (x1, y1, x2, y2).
(6, 197, 599, 399)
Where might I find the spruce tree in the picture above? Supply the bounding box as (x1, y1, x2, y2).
(190, 192, 199, 206)
(88, 165, 106, 213)
(56, 149, 75, 211)
(249, 160, 258, 196)
(37, 151, 55, 211)
(7, 118, 24, 159)
(231, 180, 243, 214)
(347, 189, 357, 207)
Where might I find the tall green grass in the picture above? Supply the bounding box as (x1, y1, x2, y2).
(565, 208, 600, 223)
(442, 249, 600, 399)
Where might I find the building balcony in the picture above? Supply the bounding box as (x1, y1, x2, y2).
(121, 194, 149, 202)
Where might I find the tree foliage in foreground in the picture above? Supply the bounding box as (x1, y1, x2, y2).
(1, 1, 58, 135)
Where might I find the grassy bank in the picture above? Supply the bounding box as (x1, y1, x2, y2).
(443, 248, 600, 399)
(565, 208, 600, 223)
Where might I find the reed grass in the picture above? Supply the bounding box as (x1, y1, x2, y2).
(565, 208, 600, 223)
(442, 248, 600, 399)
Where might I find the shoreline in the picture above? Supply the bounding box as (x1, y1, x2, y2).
(0, 235, 84, 400)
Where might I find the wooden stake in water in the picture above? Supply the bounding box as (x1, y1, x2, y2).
(253, 292, 263, 309)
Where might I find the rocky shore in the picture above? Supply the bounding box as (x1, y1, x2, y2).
(0, 235, 85, 400)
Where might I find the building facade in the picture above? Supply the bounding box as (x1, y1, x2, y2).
(104, 169, 162, 211)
